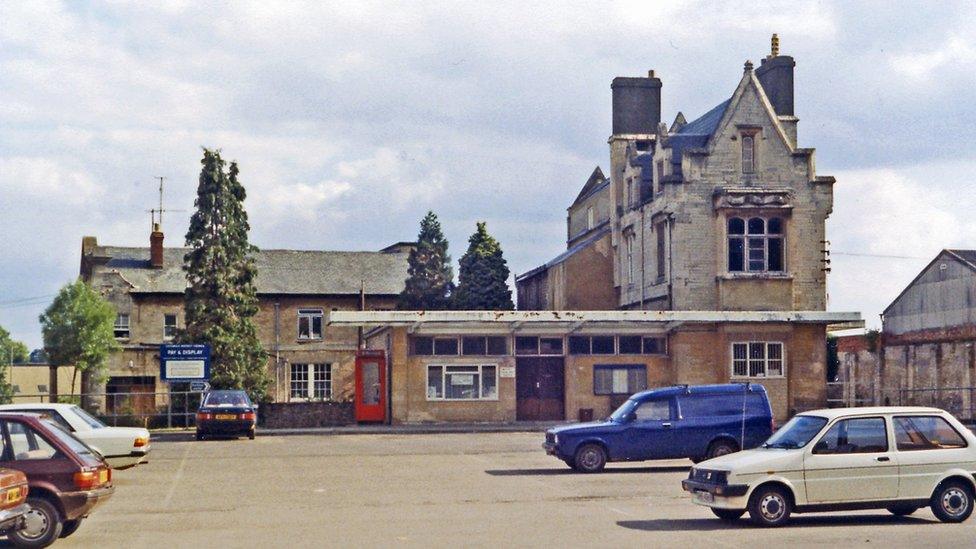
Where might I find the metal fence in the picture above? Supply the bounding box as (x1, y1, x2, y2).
(898, 387, 976, 422)
(9, 390, 205, 429)
(825, 381, 874, 408)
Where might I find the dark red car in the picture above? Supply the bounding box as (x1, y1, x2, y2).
(0, 412, 114, 548)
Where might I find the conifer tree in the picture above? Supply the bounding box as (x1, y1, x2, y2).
(453, 222, 514, 310)
(398, 211, 455, 310)
(182, 149, 270, 401)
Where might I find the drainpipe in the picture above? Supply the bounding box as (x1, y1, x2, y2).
(274, 303, 280, 402)
(667, 214, 675, 309)
(639, 207, 646, 309)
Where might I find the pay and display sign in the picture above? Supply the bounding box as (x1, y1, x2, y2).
(160, 344, 211, 381)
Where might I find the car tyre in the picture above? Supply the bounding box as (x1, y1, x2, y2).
(195, 431, 204, 441)
(706, 439, 739, 460)
(711, 508, 744, 521)
(886, 504, 919, 517)
(9, 496, 63, 548)
(573, 444, 607, 473)
(562, 459, 577, 471)
(59, 518, 82, 538)
(747, 485, 792, 527)
(930, 480, 974, 523)
(248, 429, 256, 440)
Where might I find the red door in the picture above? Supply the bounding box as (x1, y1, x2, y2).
(355, 350, 386, 423)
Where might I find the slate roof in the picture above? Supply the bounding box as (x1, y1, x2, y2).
(516, 226, 611, 281)
(667, 98, 731, 174)
(90, 245, 410, 296)
(572, 167, 609, 206)
(947, 249, 976, 270)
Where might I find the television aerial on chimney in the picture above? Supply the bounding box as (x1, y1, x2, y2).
(146, 176, 185, 230)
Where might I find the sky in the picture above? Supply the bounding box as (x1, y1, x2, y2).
(3, 0, 976, 350)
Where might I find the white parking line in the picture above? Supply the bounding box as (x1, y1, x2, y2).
(162, 441, 192, 508)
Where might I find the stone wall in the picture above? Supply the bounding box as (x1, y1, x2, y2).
(260, 401, 354, 428)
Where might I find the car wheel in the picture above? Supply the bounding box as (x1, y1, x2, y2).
(747, 485, 792, 527)
(931, 480, 974, 523)
(562, 459, 577, 470)
(248, 429, 256, 440)
(711, 508, 744, 521)
(886, 504, 919, 517)
(574, 444, 607, 473)
(195, 431, 204, 441)
(9, 496, 63, 548)
(59, 518, 82, 538)
(706, 439, 739, 460)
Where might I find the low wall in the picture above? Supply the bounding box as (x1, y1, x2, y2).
(261, 401, 355, 428)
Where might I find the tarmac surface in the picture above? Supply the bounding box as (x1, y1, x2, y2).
(50, 432, 976, 548)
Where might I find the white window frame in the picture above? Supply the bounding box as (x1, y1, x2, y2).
(731, 342, 785, 378)
(114, 314, 130, 340)
(297, 308, 324, 340)
(626, 233, 635, 284)
(426, 364, 499, 401)
(289, 363, 332, 401)
(163, 314, 178, 341)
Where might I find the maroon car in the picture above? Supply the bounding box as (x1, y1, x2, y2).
(0, 412, 114, 548)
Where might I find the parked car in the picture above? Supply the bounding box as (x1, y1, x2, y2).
(543, 384, 773, 472)
(682, 406, 976, 527)
(195, 390, 257, 440)
(0, 404, 150, 470)
(0, 468, 30, 542)
(0, 412, 114, 547)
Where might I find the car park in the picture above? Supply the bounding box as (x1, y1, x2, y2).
(544, 384, 773, 472)
(0, 404, 150, 470)
(195, 390, 257, 440)
(0, 412, 114, 547)
(682, 406, 976, 526)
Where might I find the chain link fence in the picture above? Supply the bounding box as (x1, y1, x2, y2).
(9, 390, 205, 429)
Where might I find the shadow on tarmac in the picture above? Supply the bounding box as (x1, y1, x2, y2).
(617, 514, 933, 531)
(485, 465, 690, 476)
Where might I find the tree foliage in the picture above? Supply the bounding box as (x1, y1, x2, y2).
(182, 148, 270, 402)
(39, 280, 119, 394)
(0, 325, 28, 403)
(398, 211, 455, 310)
(453, 222, 514, 310)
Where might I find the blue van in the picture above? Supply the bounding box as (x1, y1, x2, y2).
(543, 384, 773, 472)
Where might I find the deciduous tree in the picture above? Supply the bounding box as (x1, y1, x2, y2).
(0, 325, 28, 403)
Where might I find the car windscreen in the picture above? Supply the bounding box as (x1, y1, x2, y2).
(763, 415, 828, 449)
(40, 419, 96, 456)
(203, 391, 251, 408)
(71, 406, 107, 429)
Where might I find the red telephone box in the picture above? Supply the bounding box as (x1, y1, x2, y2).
(355, 350, 386, 423)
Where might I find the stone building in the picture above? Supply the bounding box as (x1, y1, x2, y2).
(514, 36, 854, 419)
(837, 249, 976, 420)
(79, 227, 410, 412)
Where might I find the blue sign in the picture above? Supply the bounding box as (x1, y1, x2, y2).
(160, 344, 211, 382)
(189, 381, 211, 392)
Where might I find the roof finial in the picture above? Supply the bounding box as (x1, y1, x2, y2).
(744, 60, 754, 73)
(771, 33, 780, 57)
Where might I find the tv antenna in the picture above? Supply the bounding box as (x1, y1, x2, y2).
(146, 176, 185, 230)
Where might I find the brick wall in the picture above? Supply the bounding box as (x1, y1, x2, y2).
(260, 401, 354, 428)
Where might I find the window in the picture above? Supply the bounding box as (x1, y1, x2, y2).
(462, 337, 487, 356)
(656, 222, 666, 280)
(679, 394, 766, 418)
(741, 134, 755, 173)
(426, 365, 498, 400)
(516, 337, 538, 355)
(411, 337, 462, 356)
(570, 336, 664, 356)
(894, 416, 968, 451)
(5, 421, 59, 460)
(486, 337, 508, 356)
(163, 314, 178, 341)
(655, 161, 665, 192)
(434, 338, 459, 355)
(515, 337, 562, 355)
(586, 206, 594, 230)
(114, 314, 130, 339)
(626, 234, 635, 283)
(539, 338, 563, 355)
(642, 336, 666, 355)
(634, 399, 670, 421)
(625, 178, 633, 209)
(297, 309, 323, 340)
(813, 418, 888, 454)
(591, 336, 615, 355)
(593, 365, 647, 395)
(569, 336, 590, 355)
(289, 363, 332, 400)
(619, 336, 642, 354)
(731, 342, 784, 378)
(727, 217, 783, 273)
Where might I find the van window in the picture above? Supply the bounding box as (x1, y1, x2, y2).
(634, 400, 670, 421)
(678, 393, 764, 418)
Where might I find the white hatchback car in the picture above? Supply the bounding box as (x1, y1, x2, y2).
(0, 403, 150, 469)
(682, 406, 976, 526)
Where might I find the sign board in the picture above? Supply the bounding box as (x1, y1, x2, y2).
(189, 381, 211, 392)
(499, 366, 516, 378)
(160, 344, 211, 381)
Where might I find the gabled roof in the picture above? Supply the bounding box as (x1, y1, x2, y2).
(88, 245, 410, 296)
(666, 98, 731, 171)
(572, 166, 609, 206)
(516, 226, 611, 282)
(882, 249, 976, 315)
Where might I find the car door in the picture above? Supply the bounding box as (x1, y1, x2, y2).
(620, 397, 676, 460)
(803, 416, 899, 503)
(892, 415, 972, 499)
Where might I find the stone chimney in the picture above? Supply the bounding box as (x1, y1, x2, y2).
(755, 33, 795, 116)
(611, 70, 663, 135)
(150, 223, 164, 268)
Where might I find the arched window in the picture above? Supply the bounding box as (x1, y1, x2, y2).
(728, 216, 783, 273)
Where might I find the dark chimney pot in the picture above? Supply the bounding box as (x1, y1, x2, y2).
(611, 72, 662, 135)
(150, 223, 164, 268)
(756, 51, 795, 116)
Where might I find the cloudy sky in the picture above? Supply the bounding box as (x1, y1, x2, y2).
(3, 0, 976, 350)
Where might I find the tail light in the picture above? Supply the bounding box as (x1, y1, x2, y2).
(196, 412, 212, 421)
(74, 467, 110, 490)
(133, 437, 149, 448)
(240, 412, 256, 421)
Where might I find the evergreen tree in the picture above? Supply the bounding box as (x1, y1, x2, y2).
(398, 211, 455, 310)
(453, 222, 514, 310)
(182, 148, 270, 402)
(39, 280, 119, 397)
